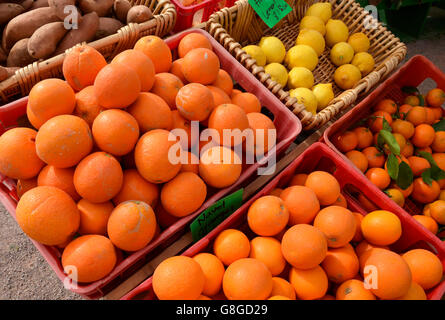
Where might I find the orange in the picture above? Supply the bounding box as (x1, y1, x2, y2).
(37, 165, 80, 201)
(289, 173, 308, 186)
(431, 107, 443, 120)
(314, 206, 356, 248)
(134, 129, 182, 184)
(247, 195, 289, 236)
(411, 177, 440, 204)
(77, 199, 114, 235)
(74, 85, 102, 127)
(211, 69, 233, 96)
(213, 229, 250, 266)
(0, 128, 44, 179)
(355, 240, 389, 258)
(345, 150, 368, 173)
(353, 127, 373, 149)
(62, 45, 107, 92)
(412, 215, 438, 234)
(16, 186, 80, 245)
(27, 78, 76, 129)
(73, 152, 123, 203)
(429, 199, 445, 224)
(127, 92, 173, 132)
(362, 146, 385, 168)
(61, 235, 116, 283)
(402, 249, 443, 290)
(231, 89, 242, 100)
(134, 35, 172, 73)
(107, 200, 157, 251)
(169, 58, 188, 84)
(411, 124, 435, 148)
(374, 99, 397, 114)
(405, 106, 427, 126)
(16, 178, 37, 199)
(333, 193, 347, 208)
(396, 282, 427, 300)
(176, 83, 215, 121)
(391, 181, 413, 198)
(407, 156, 430, 177)
(153, 256, 205, 300)
(192, 253, 225, 297)
(365, 167, 390, 190)
(336, 279, 376, 300)
(391, 119, 415, 140)
(404, 95, 420, 106)
(246, 112, 276, 155)
(280, 186, 320, 225)
(367, 110, 392, 133)
(92, 109, 140, 156)
(179, 151, 199, 174)
(385, 188, 405, 207)
(223, 258, 273, 300)
(401, 141, 414, 157)
(425, 107, 436, 125)
(305, 171, 341, 206)
(432, 131, 445, 152)
(161, 172, 207, 217)
(250, 236, 286, 276)
(399, 104, 413, 119)
(94, 63, 141, 109)
(270, 277, 296, 300)
(178, 32, 212, 58)
(151, 72, 184, 109)
(231, 92, 261, 114)
(35, 115, 93, 168)
(333, 131, 358, 153)
(392, 132, 407, 151)
(289, 265, 328, 300)
(111, 49, 155, 92)
(321, 243, 359, 283)
(361, 210, 402, 246)
(432, 152, 445, 170)
(426, 88, 445, 107)
(363, 248, 412, 299)
(207, 85, 231, 108)
(112, 169, 159, 207)
(357, 193, 379, 212)
(199, 146, 242, 188)
(352, 212, 364, 242)
(197, 295, 212, 300)
(171, 110, 196, 150)
(281, 224, 327, 269)
(183, 48, 220, 85)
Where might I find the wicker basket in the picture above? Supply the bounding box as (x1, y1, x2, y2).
(206, 0, 407, 130)
(0, 0, 176, 105)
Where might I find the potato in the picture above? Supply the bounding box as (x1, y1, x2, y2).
(0, 66, 19, 81)
(95, 17, 123, 40)
(113, 0, 130, 23)
(48, 0, 76, 20)
(54, 11, 99, 55)
(30, 0, 49, 9)
(2, 7, 60, 52)
(28, 21, 67, 59)
(78, 0, 113, 17)
(0, 3, 25, 25)
(20, 0, 34, 10)
(127, 5, 153, 24)
(0, 47, 6, 63)
(6, 38, 37, 67)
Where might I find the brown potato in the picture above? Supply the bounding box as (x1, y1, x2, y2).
(20, 0, 34, 10)
(30, 0, 49, 9)
(0, 47, 6, 63)
(6, 38, 37, 67)
(126, 5, 153, 24)
(0, 66, 19, 81)
(95, 17, 123, 40)
(48, 0, 76, 20)
(28, 21, 68, 59)
(113, 0, 130, 23)
(78, 0, 113, 17)
(0, 3, 25, 25)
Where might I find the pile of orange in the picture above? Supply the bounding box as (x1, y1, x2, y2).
(152, 170, 443, 300)
(333, 88, 445, 239)
(0, 33, 274, 284)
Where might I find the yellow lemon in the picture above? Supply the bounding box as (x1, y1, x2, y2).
(289, 87, 318, 115)
(296, 29, 325, 56)
(352, 52, 375, 76)
(264, 63, 288, 87)
(243, 45, 267, 66)
(334, 64, 362, 90)
(285, 45, 318, 71)
(325, 19, 349, 47)
(385, 188, 405, 207)
(288, 67, 314, 89)
(348, 32, 370, 53)
(259, 36, 286, 64)
(299, 15, 326, 36)
(330, 42, 354, 66)
(305, 2, 332, 23)
(312, 83, 334, 111)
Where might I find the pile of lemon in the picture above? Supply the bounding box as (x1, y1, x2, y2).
(242, 2, 375, 115)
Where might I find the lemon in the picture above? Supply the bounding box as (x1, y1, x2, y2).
(330, 42, 354, 66)
(289, 88, 318, 115)
(285, 45, 318, 71)
(352, 52, 375, 76)
(334, 64, 362, 90)
(264, 63, 288, 87)
(288, 67, 314, 89)
(305, 2, 332, 23)
(299, 15, 326, 36)
(296, 29, 325, 56)
(325, 19, 349, 47)
(259, 36, 286, 64)
(348, 32, 370, 53)
(243, 45, 267, 66)
(312, 83, 334, 111)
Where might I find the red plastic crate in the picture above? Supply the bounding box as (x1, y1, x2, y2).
(121, 143, 445, 300)
(324, 55, 445, 240)
(0, 29, 301, 299)
(172, 0, 235, 32)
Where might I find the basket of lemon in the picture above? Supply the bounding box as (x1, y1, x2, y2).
(206, 0, 407, 130)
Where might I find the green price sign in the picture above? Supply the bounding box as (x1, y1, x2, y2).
(248, 0, 292, 29)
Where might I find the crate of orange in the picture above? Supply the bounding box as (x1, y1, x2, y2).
(0, 29, 301, 299)
(120, 142, 445, 300)
(324, 55, 445, 243)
